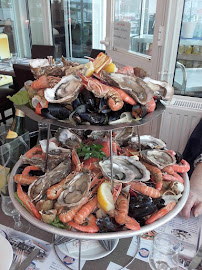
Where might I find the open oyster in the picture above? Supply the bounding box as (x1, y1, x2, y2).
(55, 128, 82, 149)
(28, 159, 71, 202)
(57, 172, 91, 207)
(130, 135, 166, 150)
(143, 77, 174, 101)
(99, 156, 150, 183)
(44, 75, 82, 104)
(101, 71, 154, 105)
(141, 150, 176, 169)
(114, 127, 135, 146)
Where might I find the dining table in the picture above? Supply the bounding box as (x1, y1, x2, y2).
(0, 203, 151, 270)
(0, 57, 30, 77)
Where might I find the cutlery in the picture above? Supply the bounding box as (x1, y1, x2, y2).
(18, 248, 40, 270)
(10, 249, 24, 270)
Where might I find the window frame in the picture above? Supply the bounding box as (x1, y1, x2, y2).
(105, 0, 184, 83)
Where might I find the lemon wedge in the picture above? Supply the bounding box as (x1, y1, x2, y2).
(104, 62, 117, 73)
(97, 182, 115, 212)
(85, 61, 94, 77)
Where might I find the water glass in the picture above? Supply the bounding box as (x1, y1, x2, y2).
(10, 53, 18, 66)
(149, 233, 182, 270)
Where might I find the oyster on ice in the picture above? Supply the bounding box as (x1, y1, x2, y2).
(44, 75, 82, 104)
(100, 71, 154, 105)
(141, 149, 176, 169)
(130, 135, 166, 150)
(99, 156, 150, 183)
(57, 172, 91, 207)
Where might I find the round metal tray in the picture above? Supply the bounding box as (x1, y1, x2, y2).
(16, 101, 165, 131)
(9, 159, 190, 240)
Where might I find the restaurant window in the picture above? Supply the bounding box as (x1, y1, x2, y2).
(51, 0, 106, 60)
(0, 0, 17, 56)
(173, 0, 202, 98)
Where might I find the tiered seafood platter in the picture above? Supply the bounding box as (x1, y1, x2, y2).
(9, 128, 190, 240)
(8, 54, 189, 240)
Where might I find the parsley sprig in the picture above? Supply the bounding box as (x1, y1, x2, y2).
(77, 143, 106, 160)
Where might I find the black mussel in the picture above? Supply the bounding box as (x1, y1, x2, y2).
(71, 112, 82, 124)
(79, 112, 108, 125)
(99, 98, 111, 114)
(123, 103, 133, 112)
(175, 152, 183, 164)
(41, 103, 71, 120)
(132, 104, 147, 119)
(153, 197, 165, 210)
(80, 89, 95, 109)
(129, 195, 157, 219)
(72, 98, 82, 110)
(108, 109, 123, 122)
(96, 217, 124, 233)
(75, 104, 87, 114)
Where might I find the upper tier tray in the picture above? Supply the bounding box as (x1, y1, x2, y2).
(9, 159, 190, 240)
(16, 101, 165, 131)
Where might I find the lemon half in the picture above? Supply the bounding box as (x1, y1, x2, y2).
(104, 62, 117, 73)
(97, 182, 115, 212)
(85, 61, 94, 77)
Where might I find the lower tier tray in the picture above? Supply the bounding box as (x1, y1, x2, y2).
(8, 159, 190, 240)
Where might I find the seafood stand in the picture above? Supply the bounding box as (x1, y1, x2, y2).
(8, 55, 190, 269)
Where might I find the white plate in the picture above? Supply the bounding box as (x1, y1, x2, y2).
(57, 239, 119, 261)
(0, 234, 13, 270)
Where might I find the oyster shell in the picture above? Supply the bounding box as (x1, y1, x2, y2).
(44, 75, 82, 104)
(101, 71, 154, 105)
(143, 77, 174, 101)
(57, 172, 91, 207)
(55, 128, 82, 149)
(114, 127, 135, 146)
(40, 209, 57, 223)
(130, 135, 166, 150)
(99, 156, 150, 183)
(28, 159, 71, 202)
(141, 150, 176, 169)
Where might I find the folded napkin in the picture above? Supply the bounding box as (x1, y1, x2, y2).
(65, 240, 100, 254)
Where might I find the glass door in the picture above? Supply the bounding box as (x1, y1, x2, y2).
(51, 0, 106, 60)
(173, 0, 202, 98)
(105, 0, 184, 81)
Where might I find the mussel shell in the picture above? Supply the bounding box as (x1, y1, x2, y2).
(96, 217, 124, 233)
(108, 110, 123, 122)
(79, 112, 108, 125)
(75, 104, 87, 114)
(72, 97, 82, 110)
(80, 89, 95, 109)
(41, 103, 71, 120)
(129, 195, 157, 219)
(99, 98, 111, 114)
(132, 104, 147, 118)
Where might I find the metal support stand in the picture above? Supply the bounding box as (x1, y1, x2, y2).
(44, 123, 51, 172)
(120, 235, 141, 270)
(136, 126, 142, 155)
(78, 239, 81, 270)
(109, 130, 114, 192)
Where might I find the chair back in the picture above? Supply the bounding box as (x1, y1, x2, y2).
(13, 64, 34, 90)
(31, 45, 55, 59)
(90, 49, 105, 59)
